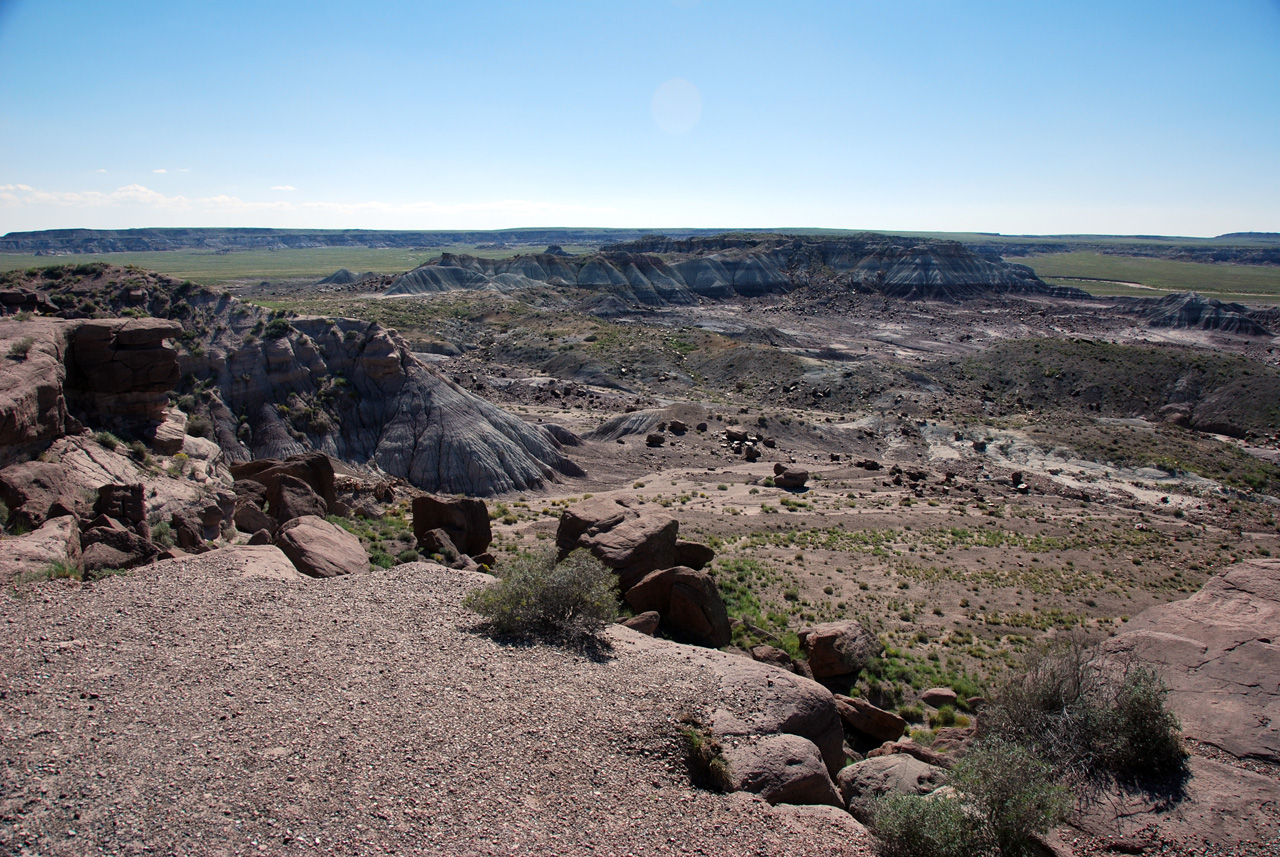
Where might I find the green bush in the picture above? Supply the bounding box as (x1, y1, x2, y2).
(263, 318, 293, 340)
(152, 521, 175, 549)
(0, 498, 8, 532)
(463, 548, 618, 642)
(951, 739, 1071, 857)
(185, 416, 213, 439)
(982, 641, 1186, 788)
(7, 336, 35, 360)
(872, 739, 1069, 857)
(93, 431, 122, 450)
(872, 792, 980, 857)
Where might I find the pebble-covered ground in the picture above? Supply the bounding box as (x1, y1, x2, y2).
(0, 558, 872, 856)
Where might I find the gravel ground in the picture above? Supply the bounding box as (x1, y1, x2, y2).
(1, 558, 873, 856)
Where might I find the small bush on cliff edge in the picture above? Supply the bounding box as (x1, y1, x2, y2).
(463, 548, 617, 643)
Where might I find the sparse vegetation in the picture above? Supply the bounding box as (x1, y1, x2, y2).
(7, 335, 35, 360)
(872, 738, 1069, 857)
(463, 548, 618, 642)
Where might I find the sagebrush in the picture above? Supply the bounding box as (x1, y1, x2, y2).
(463, 548, 617, 641)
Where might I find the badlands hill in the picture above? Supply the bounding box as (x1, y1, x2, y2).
(386, 233, 1078, 304)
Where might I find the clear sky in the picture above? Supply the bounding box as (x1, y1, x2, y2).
(1, 0, 1277, 236)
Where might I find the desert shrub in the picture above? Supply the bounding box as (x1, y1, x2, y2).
(396, 548, 420, 564)
(872, 739, 1069, 857)
(872, 792, 980, 857)
(0, 498, 8, 531)
(982, 641, 1185, 788)
(463, 548, 617, 642)
(263, 318, 293, 340)
(931, 704, 958, 728)
(127, 440, 149, 463)
(93, 431, 122, 450)
(152, 521, 175, 549)
(7, 336, 35, 360)
(951, 739, 1071, 857)
(185, 416, 213, 439)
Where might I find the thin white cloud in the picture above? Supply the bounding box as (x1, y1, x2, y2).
(96, 169, 107, 173)
(271, 185, 296, 191)
(0, 182, 617, 222)
(153, 169, 167, 174)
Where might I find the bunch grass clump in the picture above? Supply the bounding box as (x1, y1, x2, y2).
(463, 548, 617, 643)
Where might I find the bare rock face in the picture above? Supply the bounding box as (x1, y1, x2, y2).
(801, 620, 879, 680)
(266, 474, 327, 524)
(0, 320, 75, 467)
(751, 645, 797, 673)
(582, 515, 680, 591)
(836, 755, 946, 822)
(275, 515, 369, 578)
(1102, 557, 1280, 762)
(0, 460, 79, 530)
(625, 566, 731, 647)
(700, 651, 846, 778)
(0, 516, 81, 585)
(412, 495, 492, 558)
(555, 497, 638, 555)
(66, 318, 182, 438)
(93, 483, 148, 538)
(230, 452, 337, 515)
(199, 318, 584, 496)
(722, 734, 842, 807)
(834, 695, 907, 744)
(81, 524, 159, 575)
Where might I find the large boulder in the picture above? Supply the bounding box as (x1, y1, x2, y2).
(411, 495, 491, 558)
(192, 544, 304, 581)
(66, 318, 182, 436)
(266, 473, 327, 524)
(773, 464, 808, 490)
(275, 515, 369, 578)
(625, 566, 730, 648)
(674, 540, 715, 570)
(0, 460, 78, 530)
(81, 522, 158, 574)
(1102, 557, 1280, 762)
(834, 695, 907, 744)
(0, 515, 81, 585)
(554, 497, 637, 555)
(93, 483, 148, 537)
(836, 754, 947, 822)
(701, 652, 846, 778)
(722, 733, 841, 807)
(231, 452, 337, 515)
(580, 515, 679, 591)
(801, 620, 879, 680)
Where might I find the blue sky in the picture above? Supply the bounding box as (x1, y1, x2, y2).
(1, 0, 1277, 236)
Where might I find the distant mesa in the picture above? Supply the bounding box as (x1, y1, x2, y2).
(385, 234, 1076, 304)
(1115, 292, 1271, 336)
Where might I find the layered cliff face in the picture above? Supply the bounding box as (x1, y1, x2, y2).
(3, 266, 584, 496)
(385, 234, 1066, 304)
(199, 317, 584, 494)
(1112, 292, 1272, 336)
(0, 317, 184, 467)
